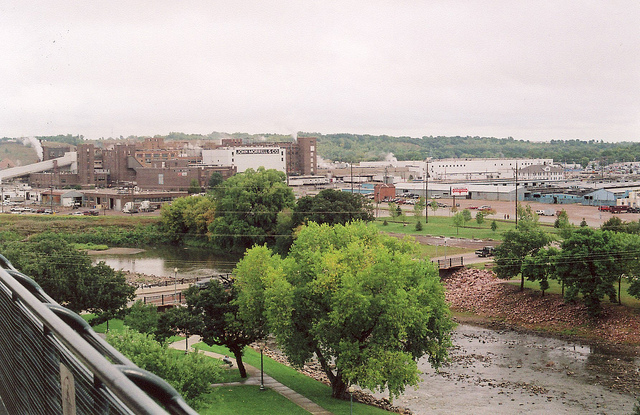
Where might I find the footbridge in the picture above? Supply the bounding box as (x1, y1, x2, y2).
(0, 152, 77, 182)
(0, 254, 198, 414)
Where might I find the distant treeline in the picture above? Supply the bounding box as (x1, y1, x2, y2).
(12, 132, 640, 164)
(306, 133, 640, 164)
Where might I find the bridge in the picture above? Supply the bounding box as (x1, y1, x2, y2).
(432, 256, 465, 269)
(0, 254, 198, 414)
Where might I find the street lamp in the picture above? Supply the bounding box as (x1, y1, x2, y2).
(259, 340, 266, 391)
(173, 267, 178, 305)
(348, 385, 355, 415)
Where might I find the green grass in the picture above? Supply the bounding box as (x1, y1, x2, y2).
(375, 215, 509, 240)
(72, 242, 109, 250)
(194, 343, 391, 415)
(198, 385, 311, 415)
(81, 316, 127, 333)
(507, 277, 640, 308)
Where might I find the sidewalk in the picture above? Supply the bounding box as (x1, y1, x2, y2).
(170, 336, 332, 415)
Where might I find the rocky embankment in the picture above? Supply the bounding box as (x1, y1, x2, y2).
(443, 268, 640, 395)
(443, 268, 640, 347)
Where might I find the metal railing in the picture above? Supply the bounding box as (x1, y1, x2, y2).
(0, 254, 198, 415)
(433, 256, 465, 269)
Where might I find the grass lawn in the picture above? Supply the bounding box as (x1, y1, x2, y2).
(198, 385, 310, 415)
(507, 277, 640, 309)
(194, 343, 391, 415)
(374, 215, 508, 241)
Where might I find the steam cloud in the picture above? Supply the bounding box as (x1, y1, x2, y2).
(20, 136, 44, 161)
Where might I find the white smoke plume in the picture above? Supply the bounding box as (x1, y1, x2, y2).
(20, 136, 44, 161)
(385, 153, 397, 163)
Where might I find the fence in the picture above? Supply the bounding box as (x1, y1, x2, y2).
(433, 256, 465, 269)
(0, 254, 198, 415)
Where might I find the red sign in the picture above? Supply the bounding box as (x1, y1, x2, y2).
(452, 188, 468, 196)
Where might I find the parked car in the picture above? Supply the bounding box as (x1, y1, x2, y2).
(475, 246, 495, 257)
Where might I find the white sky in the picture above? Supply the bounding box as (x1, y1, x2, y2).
(1, 1, 638, 142)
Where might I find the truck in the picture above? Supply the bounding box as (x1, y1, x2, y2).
(122, 202, 138, 214)
(475, 246, 495, 257)
(139, 200, 153, 212)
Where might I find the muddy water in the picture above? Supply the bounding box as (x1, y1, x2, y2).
(92, 246, 238, 278)
(374, 324, 639, 414)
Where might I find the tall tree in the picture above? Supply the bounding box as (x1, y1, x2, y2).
(293, 189, 374, 227)
(184, 280, 265, 378)
(159, 195, 216, 243)
(237, 222, 454, 399)
(493, 219, 551, 291)
(209, 168, 295, 253)
(554, 228, 622, 316)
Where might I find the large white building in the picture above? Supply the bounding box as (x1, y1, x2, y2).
(359, 158, 556, 181)
(202, 147, 287, 173)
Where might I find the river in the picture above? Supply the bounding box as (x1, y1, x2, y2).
(378, 323, 639, 414)
(94, 248, 639, 414)
(92, 246, 238, 279)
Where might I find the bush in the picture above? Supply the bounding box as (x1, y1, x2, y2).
(415, 220, 423, 231)
(107, 329, 222, 407)
(383, 220, 388, 226)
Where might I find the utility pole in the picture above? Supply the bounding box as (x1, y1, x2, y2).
(424, 161, 429, 223)
(350, 163, 354, 194)
(515, 161, 518, 229)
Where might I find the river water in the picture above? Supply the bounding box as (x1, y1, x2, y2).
(93, 246, 238, 279)
(95, 249, 639, 413)
(379, 324, 639, 414)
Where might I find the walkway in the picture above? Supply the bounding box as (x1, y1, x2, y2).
(170, 336, 332, 415)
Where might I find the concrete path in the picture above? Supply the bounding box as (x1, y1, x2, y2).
(170, 336, 332, 415)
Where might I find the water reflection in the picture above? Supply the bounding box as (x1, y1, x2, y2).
(93, 246, 240, 278)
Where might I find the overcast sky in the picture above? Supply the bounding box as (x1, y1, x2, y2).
(1, 1, 638, 142)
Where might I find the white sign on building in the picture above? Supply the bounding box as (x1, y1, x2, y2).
(202, 147, 287, 173)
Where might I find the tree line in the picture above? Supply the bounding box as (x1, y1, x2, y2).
(493, 206, 640, 317)
(160, 167, 375, 254)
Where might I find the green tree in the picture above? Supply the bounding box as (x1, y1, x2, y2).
(554, 228, 622, 317)
(209, 168, 295, 253)
(580, 218, 588, 227)
(430, 199, 439, 214)
(521, 247, 559, 296)
(601, 216, 624, 232)
(491, 220, 498, 232)
(452, 212, 464, 234)
(2, 237, 134, 315)
(184, 279, 265, 378)
(493, 219, 551, 291)
(388, 202, 398, 218)
(461, 209, 472, 225)
(475, 211, 485, 225)
(240, 222, 454, 399)
(188, 179, 201, 194)
(156, 306, 203, 349)
(86, 262, 137, 327)
(107, 329, 221, 407)
(580, 157, 590, 169)
(414, 197, 426, 221)
(293, 189, 374, 227)
(124, 301, 159, 335)
(159, 195, 216, 243)
(207, 172, 224, 190)
(554, 209, 570, 229)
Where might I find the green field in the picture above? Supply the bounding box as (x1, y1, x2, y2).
(374, 214, 511, 240)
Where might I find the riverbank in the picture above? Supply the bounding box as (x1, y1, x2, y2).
(443, 268, 640, 395)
